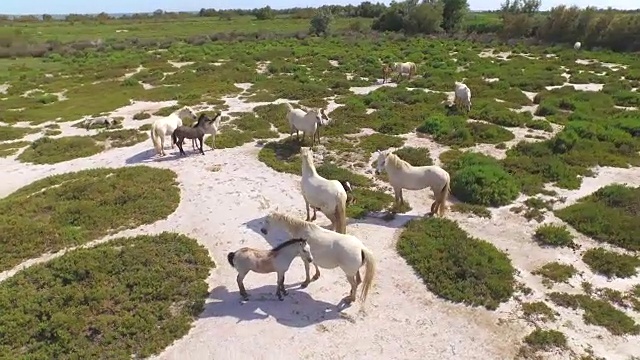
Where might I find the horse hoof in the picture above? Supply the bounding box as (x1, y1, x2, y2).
(300, 281, 310, 289)
(282, 290, 288, 296)
(277, 295, 284, 301)
(312, 274, 320, 281)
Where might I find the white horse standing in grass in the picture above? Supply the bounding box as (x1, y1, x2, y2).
(375, 150, 451, 217)
(259, 211, 377, 305)
(391, 61, 417, 82)
(453, 81, 472, 112)
(150, 106, 197, 156)
(574, 41, 582, 50)
(300, 147, 348, 234)
(285, 102, 327, 147)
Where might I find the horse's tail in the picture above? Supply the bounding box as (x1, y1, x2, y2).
(334, 196, 347, 235)
(227, 252, 236, 268)
(437, 172, 451, 217)
(150, 125, 162, 154)
(171, 131, 178, 146)
(411, 62, 417, 77)
(359, 247, 377, 304)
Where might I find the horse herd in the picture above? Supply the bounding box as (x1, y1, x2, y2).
(134, 71, 465, 306)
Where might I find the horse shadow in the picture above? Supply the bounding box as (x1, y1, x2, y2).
(347, 211, 423, 229)
(125, 148, 185, 164)
(201, 285, 351, 328)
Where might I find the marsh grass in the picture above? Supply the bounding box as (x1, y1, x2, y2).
(533, 262, 578, 287)
(451, 203, 492, 218)
(17, 136, 103, 164)
(92, 129, 149, 148)
(0, 166, 181, 271)
(397, 217, 515, 310)
(582, 248, 640, 279)
(0, 126, 38, 141)
(521, 301, 557, 323)
(0, 141, 30, 158)
(522, 328, 567, 351)
(533, 224, 577, 249)
(0, 232, 213, 358)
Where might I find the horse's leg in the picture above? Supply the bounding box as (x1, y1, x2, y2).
(393, 187, 401, 206)
(276, 271, 287, 301)
(399, 188, 405, 205)
(301, 132, 306, 145)
(344, 274, 358, 304)
(301, 259, 312, 288)
(304, 198, 312, 221)
(430, 200, 438, 216)
(312, 263, 321, 281)
(198, 137, 204, 155)
(356, 270, 362, 285)
(311, 207, 317, 221)
(237, 272, 249, 300)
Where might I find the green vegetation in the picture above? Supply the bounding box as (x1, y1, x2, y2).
(0, 126, 38, 141)
(521, 301, 557, 323)
(532, 262, 578, 287)
(92, 129, 149, 148)
(555, 184, 640, 251)
(450, 203, 492, 218)
(397, 217, 515, 310)
(582, 248, 640, 279)
(17, 136, 103, 164)
(0, 232, 214, 358)
(523, 328, 567, 351)
(0, 141, 30, 157)
(533, 224, 576, 249)
(417, 115, 515, 147)
(0, 166, 180, 271)
(548, 292, 640, 335)
(511, 197, 556, 223)
(133, 111, 152, 120)
(392, 146, 433, 166)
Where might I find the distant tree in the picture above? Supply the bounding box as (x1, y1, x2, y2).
(254, 6, 275, 20)
(310, 9, 333, 36)
(500, 0, 541, 15)
(42, 14, 53, 21)
(153, 9, 164, 17)
(441, 0, 468, 32)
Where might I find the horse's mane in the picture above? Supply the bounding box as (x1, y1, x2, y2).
(300, 148, 315, 169)
(386, 152, 410, 169)
(269, 212, 314, 232)
(270, 238, 305, 253)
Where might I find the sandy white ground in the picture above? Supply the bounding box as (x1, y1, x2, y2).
(1, 78, 639, 360)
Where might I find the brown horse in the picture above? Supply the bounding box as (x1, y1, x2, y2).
(381, 64, 392, 84)
(227, 238, 314, 301)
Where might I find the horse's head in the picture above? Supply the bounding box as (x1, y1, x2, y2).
(178, 106, 198, 121)
(374, 149, 389, 175)
(300, 146, 313, 163)
(260, 213, 277, 235)
(295, 240, 314, 263)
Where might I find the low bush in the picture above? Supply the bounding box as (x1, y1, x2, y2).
(555, 184, 640, 251)
(417, 115, 514, 147)
(450, 203, 492, 218)
(533, 224, 576, 248)
(133, 111, 152, 120)
(393, 146, 433, 166)
(521, 301, 557, 323)
(582, 248, 640, 279)
(92, 129, 148, 148)
(0, 141, 30, 158)
(533, 262, 578, 287)
(0, 232, 214, 358)
(0, 166, 181, 271)
(0, 125, 38, 141)
(523, 328, 567, 350)
(451, 164, 520, 207)
(17, 136, 103, 164)
(548, 292, 640, 335)
(397, 217, 515, 310)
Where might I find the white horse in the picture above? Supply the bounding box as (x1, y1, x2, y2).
(453, 81, 472, 112)
(227, 238, 314, 301)
(391, 61, 417, 82)
(285, 102, 326, 147)
(150, 106, 197, 156)
(574, 41, 581, 50)
(259, 211, 376, 305)
(375, 150, 451, 217)
(191, 112, 223, 150)
(300, 146, 348, 234)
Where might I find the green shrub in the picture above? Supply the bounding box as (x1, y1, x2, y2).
(357, 133, 405, 153)
(0, 141, 30, 158)
(521, 301, 557, 322)
(450, 203, 492, 218)
(523, 328, 567, 350)
(0, 126, 38, 141)
(393, 146, 433, 166)
(132, 111, 151, 120)
(548, 292, 640, 335)
(533, 262, 578, 286)
(417, 115, 514, 147)
(397, 217, 515, 310)
(0, 166, 181, 271)
(92, 129, 148, 148)
(17, 136, 103, 164)
(582, 248, 640, 279)
(346, 188, 395, 219)
(0, 232, 214, 358)
(451, 164, 520, 207)
(533, 224, 576, 248)
(555, 184, 640, 251)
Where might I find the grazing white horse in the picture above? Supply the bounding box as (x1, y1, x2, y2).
(150, 106, 197, 156)
(300, 146, 348, 234)
(83, 116, 117, 130)
(391, 61, 417, 82)
(259, 211, 376, 305)
(285, 103, 326, 147)
(574, 41, 581, 50)
(453, 81, 472, 112)
(227, 238, 314, 301)
(375, 150, 451, 217)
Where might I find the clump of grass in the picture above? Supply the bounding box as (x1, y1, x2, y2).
(548, 292, 640, 335)
(393, 146, 433, 166)
(0, 166, 181, 271)
(533, 224, 577, 249)
(257, 137, 302, 175)
(138, 123, 152, 131)
(521, 301, 557, 323)
(17, 136, 103, 164)
(0, 232, 214, 358)
(357, 133, 405, 154)
(533, 262, 578, 287)
(43, 129, 62, 136)
(450, 203, 492, 218)
(397, 217, 515, 310)
(417, 115, 514, 147)
(92, 129, 148, 148)
(133, 111, 152, 120)
(511, 197, 555, 222)
(582, 248, 640, 279)
(153, 105, 181, 117)
(347, 188, 395, 219)
(0, 125, 38, 141)
(523, 328, 567, 350)
(555, 184, 640, 251)
(0, 141, 30, 158)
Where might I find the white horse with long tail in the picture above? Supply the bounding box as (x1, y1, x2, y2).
(453, 81, 472, 112)
(259, 211, 377, 305)
(391, 61, 417, 82)
(375, 149, 451, 217)
(285, 103, 327, 147)
(150, 106, 197, 156)
(300, 146, 348, 234)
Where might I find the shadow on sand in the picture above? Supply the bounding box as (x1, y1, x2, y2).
(201, 285, 352, 327)
(347, 211, 424, 229)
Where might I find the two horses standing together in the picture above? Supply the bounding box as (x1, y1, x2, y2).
(149, 106, 223, 157)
